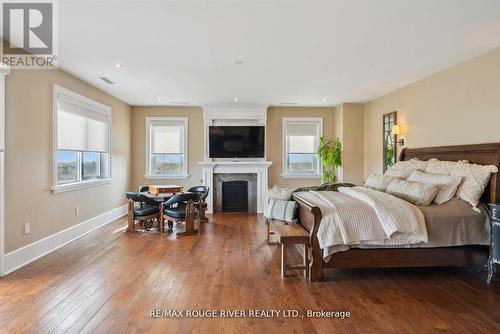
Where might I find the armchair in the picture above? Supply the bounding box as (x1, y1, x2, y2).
(125, 192, 162, 233)
(161, 192, 201, 236)
(138, 185, 149, 193)
(187, 186, 210, 223)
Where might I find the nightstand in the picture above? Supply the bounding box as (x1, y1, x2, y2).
(487, 203, 500, 283)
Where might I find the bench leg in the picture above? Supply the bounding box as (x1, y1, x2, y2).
(281, 244, 287, 278)
(304, 244, 309, 278)
(267, 220, 270, 243)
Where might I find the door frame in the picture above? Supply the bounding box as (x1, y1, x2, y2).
(0, 65, 10, 276)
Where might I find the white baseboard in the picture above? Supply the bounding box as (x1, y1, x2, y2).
(1, 204, 127, 276)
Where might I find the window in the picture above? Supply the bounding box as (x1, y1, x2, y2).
(282, 117, 322, 178)
(145, 117, 188, 179)
(52, 85, 111, 193)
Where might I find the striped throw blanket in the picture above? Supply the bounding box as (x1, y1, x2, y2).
(299, 187, 427, 261)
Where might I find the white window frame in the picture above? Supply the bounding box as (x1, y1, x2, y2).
(51, 85, 112, 193)
(281, 117, 323, 178)
(145, 117, 189, 179)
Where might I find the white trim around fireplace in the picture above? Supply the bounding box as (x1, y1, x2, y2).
(198, 161, 272, 213)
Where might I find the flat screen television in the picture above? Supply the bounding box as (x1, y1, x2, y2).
(209, 126, 265, 158)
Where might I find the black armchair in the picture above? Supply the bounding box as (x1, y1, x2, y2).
(187, 186, 209, 223)
(125, 192, 161, 233)
(162, 192, 201, 235)
(138, 185, 149, 193)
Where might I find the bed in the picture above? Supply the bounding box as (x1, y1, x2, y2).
(292, 143, 500, 282)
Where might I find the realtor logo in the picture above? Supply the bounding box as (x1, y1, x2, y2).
(1, 0, 58, 68)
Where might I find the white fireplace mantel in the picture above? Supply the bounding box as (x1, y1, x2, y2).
(198, 161, 272, 213)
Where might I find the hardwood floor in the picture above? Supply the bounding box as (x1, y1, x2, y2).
(0, 214, 499, 333)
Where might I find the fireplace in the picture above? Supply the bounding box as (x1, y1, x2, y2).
(222, 180, 248, 212)
(213, 173, 257, 213)
(198, 161, 272, 214)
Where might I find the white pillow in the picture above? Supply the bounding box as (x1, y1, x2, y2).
(391, 159, 429, 171)
(364, 173, 396, 192)
(424, 159, 458, 175)
(407, 170, 462, 205)
(451, 161, 498, 212)
(386, 179, 439, 206)
(384, 168, 414, 179)
(266, 185, 294, 201)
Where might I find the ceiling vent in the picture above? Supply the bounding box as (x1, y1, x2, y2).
(99, 76, 115, 84)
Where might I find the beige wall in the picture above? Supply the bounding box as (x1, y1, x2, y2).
(364, 46, 500, 178)
(5, 69, 131, 252)
(266, 106, 337, 189)
(339, 103, 364, 185)
(131, 106, 204, 191)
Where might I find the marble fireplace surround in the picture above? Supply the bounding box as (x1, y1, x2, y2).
(198, 161, 272, 214)
(213, 173, 257, 213)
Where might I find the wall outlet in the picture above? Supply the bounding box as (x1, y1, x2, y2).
(24, 222, 31, 235)
(75, 206, 79, 216)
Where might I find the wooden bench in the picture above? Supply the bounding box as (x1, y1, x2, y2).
(267, 219, 310, 278)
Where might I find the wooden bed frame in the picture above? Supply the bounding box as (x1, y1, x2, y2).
(292, 142, 500, 282)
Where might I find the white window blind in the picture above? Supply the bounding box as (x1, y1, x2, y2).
(57, 99, 109, 152)
(151, 122, 184, 154)
(286, 122, 318, 154)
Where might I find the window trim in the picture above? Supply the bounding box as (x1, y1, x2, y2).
(281, 117, 323, 179)
(51, 85, 112, 193)
(144, 116, 189, 179)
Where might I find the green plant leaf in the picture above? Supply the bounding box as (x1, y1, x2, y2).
(317, 136, 342, 182)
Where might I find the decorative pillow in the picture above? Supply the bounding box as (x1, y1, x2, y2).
(364, 173, 397, 192)
(451, 161, 499, 212)
(386, 179, 439, 206)
(391, 159, 429, 171)
(266, 185, 294, 201)
(384, 168, 414, 179)
(264, 198, 298, 223)
(407, 170, 462, 205)
(265, 185, 294, 212)
(424, 159, 458, 175)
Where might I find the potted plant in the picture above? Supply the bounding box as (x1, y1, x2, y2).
(317, 137, 342, 183)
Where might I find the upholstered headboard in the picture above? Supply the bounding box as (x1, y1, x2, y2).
(399, 143, 500, 204)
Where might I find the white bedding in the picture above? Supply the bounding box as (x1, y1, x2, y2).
(300, 187, 428, 261)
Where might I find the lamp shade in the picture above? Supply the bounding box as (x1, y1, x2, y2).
(392, 124, 401, 135)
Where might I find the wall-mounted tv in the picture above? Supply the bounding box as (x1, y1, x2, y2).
(209, 126, 265, 158)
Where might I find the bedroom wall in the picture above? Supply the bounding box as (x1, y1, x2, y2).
(130, 106, 204, 191)
(364, 46, 500, 178)
(266, 106, 337, 189)
(339, 103, 364, 185)
(5, 69, 132, 253)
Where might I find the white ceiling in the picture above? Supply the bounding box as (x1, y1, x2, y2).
(58, 0, 500, 107)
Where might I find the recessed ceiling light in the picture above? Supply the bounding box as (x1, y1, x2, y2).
(233, 60, 243, 65)
(322, 98, 327, 102)
(157, 97, 161, 101)
(115, 63, 122, 68)
(234, 97, 239, 102)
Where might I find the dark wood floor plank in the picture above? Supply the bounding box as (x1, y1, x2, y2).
(0, 213, 499, 333)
